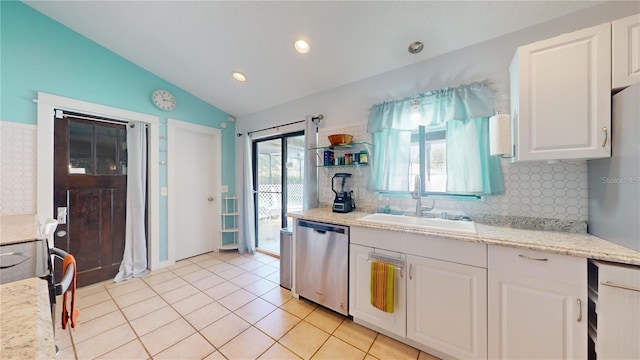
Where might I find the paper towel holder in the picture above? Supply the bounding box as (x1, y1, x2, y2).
(489, 113, 514, 158)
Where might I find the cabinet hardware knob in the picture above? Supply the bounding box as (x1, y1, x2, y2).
(601, 126, 608, 147)
(576, 298, 582, 322)
(518, 254, 548, 261)
(601, 281, 640, 292)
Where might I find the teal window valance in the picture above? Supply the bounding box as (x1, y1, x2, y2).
(367, 81, 504, 195)
(367, 81, 495, 133)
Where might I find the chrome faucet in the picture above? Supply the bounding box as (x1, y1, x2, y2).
(412, 175, 422, 215)
(412, 175, 435, 216)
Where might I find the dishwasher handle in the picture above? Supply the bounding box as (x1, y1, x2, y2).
(297, 219, 348, 235)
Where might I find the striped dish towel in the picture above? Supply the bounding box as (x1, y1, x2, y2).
(370, 261, 395, 313)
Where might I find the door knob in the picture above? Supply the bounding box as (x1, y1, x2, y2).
(208, 197, 214, 202)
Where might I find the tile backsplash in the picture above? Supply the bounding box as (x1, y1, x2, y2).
(1, 121, 37, 215)
(318, 123, 588, 222)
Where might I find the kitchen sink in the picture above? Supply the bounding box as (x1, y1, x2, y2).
(357, 213, 477, 234)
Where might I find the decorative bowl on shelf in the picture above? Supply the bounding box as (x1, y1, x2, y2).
(328, 134, 353, 146)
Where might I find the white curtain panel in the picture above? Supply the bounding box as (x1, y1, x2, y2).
(114, 121, 148, 282)
(239, 133, 256, 254)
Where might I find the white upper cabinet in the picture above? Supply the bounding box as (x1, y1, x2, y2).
(510, 23, 611, 161)
(612, 13, 640, 89)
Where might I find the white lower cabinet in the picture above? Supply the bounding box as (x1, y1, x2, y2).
(406, 255, 487, 360)
(349, 244, 406, 337)
(590, 261, 640, 359)
(488, 245, 588, 360)
(349, 227, 487, 359)
(349, 228, 593, 360)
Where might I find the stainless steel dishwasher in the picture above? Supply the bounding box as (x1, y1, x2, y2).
(295, 219, 349, 315)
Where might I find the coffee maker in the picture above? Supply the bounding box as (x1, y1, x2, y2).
(332, 173, 355, 213)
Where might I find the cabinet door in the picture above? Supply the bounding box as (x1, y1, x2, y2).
(511, 23, 611, 161)
(597, 263, 640, 359)
(613, 13, 640, 89)
(407, 255, 487, 360)
(349, 244, 406, 336)
(488, 270, 587, 360)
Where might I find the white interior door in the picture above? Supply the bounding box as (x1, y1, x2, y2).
(168, 119, 221, 261)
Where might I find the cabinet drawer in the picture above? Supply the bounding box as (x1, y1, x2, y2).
(352, 227, 486, 268)
(489, 245, 586, 286)
(598, 261, 640, 290)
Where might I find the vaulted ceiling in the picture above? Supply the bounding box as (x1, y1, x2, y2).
(25, 1, 604, 117)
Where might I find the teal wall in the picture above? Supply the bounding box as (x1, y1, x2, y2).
(1, 1, 236, 261)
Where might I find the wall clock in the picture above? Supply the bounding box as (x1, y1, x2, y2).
(151, 89, 176, 111)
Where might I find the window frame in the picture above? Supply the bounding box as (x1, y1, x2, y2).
(411, 126, 481, 199)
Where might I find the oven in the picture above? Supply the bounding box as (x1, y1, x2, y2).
(0, 239, 50, 285)
(0, 237, 75, 350)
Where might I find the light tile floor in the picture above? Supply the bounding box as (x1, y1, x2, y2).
(55, 251, 441, 360)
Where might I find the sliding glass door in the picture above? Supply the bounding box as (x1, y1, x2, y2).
(253, 131, 304, 254)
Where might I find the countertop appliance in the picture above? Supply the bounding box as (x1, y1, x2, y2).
(588, 83, 640, 251)
(332, 173, 355, 213)
(295, 219, 349, 315)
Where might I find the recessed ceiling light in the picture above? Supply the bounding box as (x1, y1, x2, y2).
(232, 71, 246, 82)
(294, 39, 310, 54)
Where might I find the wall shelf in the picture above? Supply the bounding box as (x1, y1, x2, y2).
(309, 142, 373, 151)
(219, 196, 239, 251)
(316, 164, 369, 168)
(310, 142, 373, 168)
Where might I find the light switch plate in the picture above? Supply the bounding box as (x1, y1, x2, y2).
(221, 185, 229, 193)
(161, 187, 168, 196)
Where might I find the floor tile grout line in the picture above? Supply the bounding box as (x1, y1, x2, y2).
(171, 255, 295, 358)
(64, 281, 149, 360)
(133, 255, 275, 358)
(145, 258, 249, 357)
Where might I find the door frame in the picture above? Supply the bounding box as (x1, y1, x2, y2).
(252, 130, 304, 249)
(36, 92, 161, 269)
(167, 118, 221, 262)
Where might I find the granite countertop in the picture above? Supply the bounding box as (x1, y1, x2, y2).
(288, 208, 640, 266)
(1, 215, 40, 245)
(0, 277, 56, 359)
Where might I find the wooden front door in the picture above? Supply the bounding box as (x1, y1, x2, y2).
(54, 116, 127, 287)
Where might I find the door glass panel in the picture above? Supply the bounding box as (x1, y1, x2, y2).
(285, 135, 305, 228)
(256, 139, 282, 254)
(69, 120, 127, 176)
(69, 121, 94, 174)
(96, 126, 119, 175)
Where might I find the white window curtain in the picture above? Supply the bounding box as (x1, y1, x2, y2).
(238, 133, 256, 254)
(114, 121, 148, 282)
